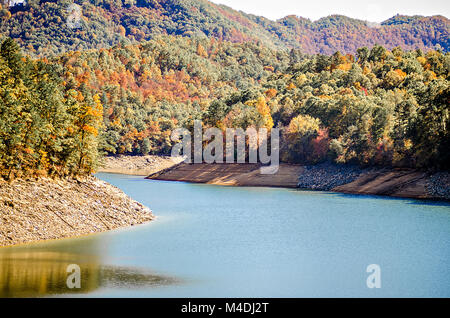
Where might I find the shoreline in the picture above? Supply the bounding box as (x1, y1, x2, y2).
(0, 176, 154, 247)
(98, 155, 184, 176)
(147, 162, 304, 188)
(3, 155, 447, 247)
(0, 222, 150, 250)
(102, 155, 448, 201)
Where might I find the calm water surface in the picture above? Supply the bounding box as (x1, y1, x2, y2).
(1, 173, 449, 297)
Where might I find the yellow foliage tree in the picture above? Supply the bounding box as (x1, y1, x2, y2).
(196, 43, 207, 58)
(245, 96, 274, 130)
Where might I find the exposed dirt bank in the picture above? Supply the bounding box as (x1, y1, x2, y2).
(97, 155, 184, 176)
(99, 155, 448, 200)
(0, 177, 154, 247)
(147, 160, 449, 200)
(296, 163, 447, 200)
(332, 169, 449, 200)
(148, 163, 304, 188)
(333, 169, 431, 199)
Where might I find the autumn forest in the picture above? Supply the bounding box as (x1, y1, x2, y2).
(0, 0, 449, 179)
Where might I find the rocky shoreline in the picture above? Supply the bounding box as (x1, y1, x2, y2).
(297, 162, 371, 191)
(0, 176, 154, 247)
(299, 163, 449, 200)
(2, 156, 446, 247)
(101, 155, 449, 200)
(427, 172, 450, 200)
(98, 155, 184, 176)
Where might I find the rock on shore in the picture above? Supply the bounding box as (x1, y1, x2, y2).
(297, 162, 369, 191)
(427, 172, 450, 200)
(0, 176, 154, 247)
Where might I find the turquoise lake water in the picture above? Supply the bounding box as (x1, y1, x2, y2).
(1, 173, 449, 297)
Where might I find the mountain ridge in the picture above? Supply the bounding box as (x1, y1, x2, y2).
(0, 0, 448, 56)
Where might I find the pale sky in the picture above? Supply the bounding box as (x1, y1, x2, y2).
(211, 0, 449, 22)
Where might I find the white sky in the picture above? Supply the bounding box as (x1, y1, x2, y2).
(210, 0, 449, 22)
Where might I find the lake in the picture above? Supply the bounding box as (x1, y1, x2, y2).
(1, 173, 449, 297)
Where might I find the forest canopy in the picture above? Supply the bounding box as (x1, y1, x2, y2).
(0, 37, 102, 179)
(1, 35, 448, 179)
(0, 0, 448, 57)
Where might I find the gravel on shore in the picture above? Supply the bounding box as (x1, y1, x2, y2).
(427, 172, 450, 200)
(0, 176, 154, 247)
(297, 162, 371, 191)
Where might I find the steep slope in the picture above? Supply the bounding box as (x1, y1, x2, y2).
(0, 0, 448, 56)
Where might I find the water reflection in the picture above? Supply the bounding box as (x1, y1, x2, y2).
(0, 238, 178, 297)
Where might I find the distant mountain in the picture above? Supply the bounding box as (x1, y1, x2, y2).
(0, 0, 448, 56)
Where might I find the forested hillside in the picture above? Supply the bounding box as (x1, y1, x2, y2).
(0, 0, 448, 57)
(52, 36, 290, 155)
(0, 0, 449, 178)
(1, 33, 448, 175)
(42, 35, 449, 170)
(218, 46, 450, 169)
(0, 38, 102, 179)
